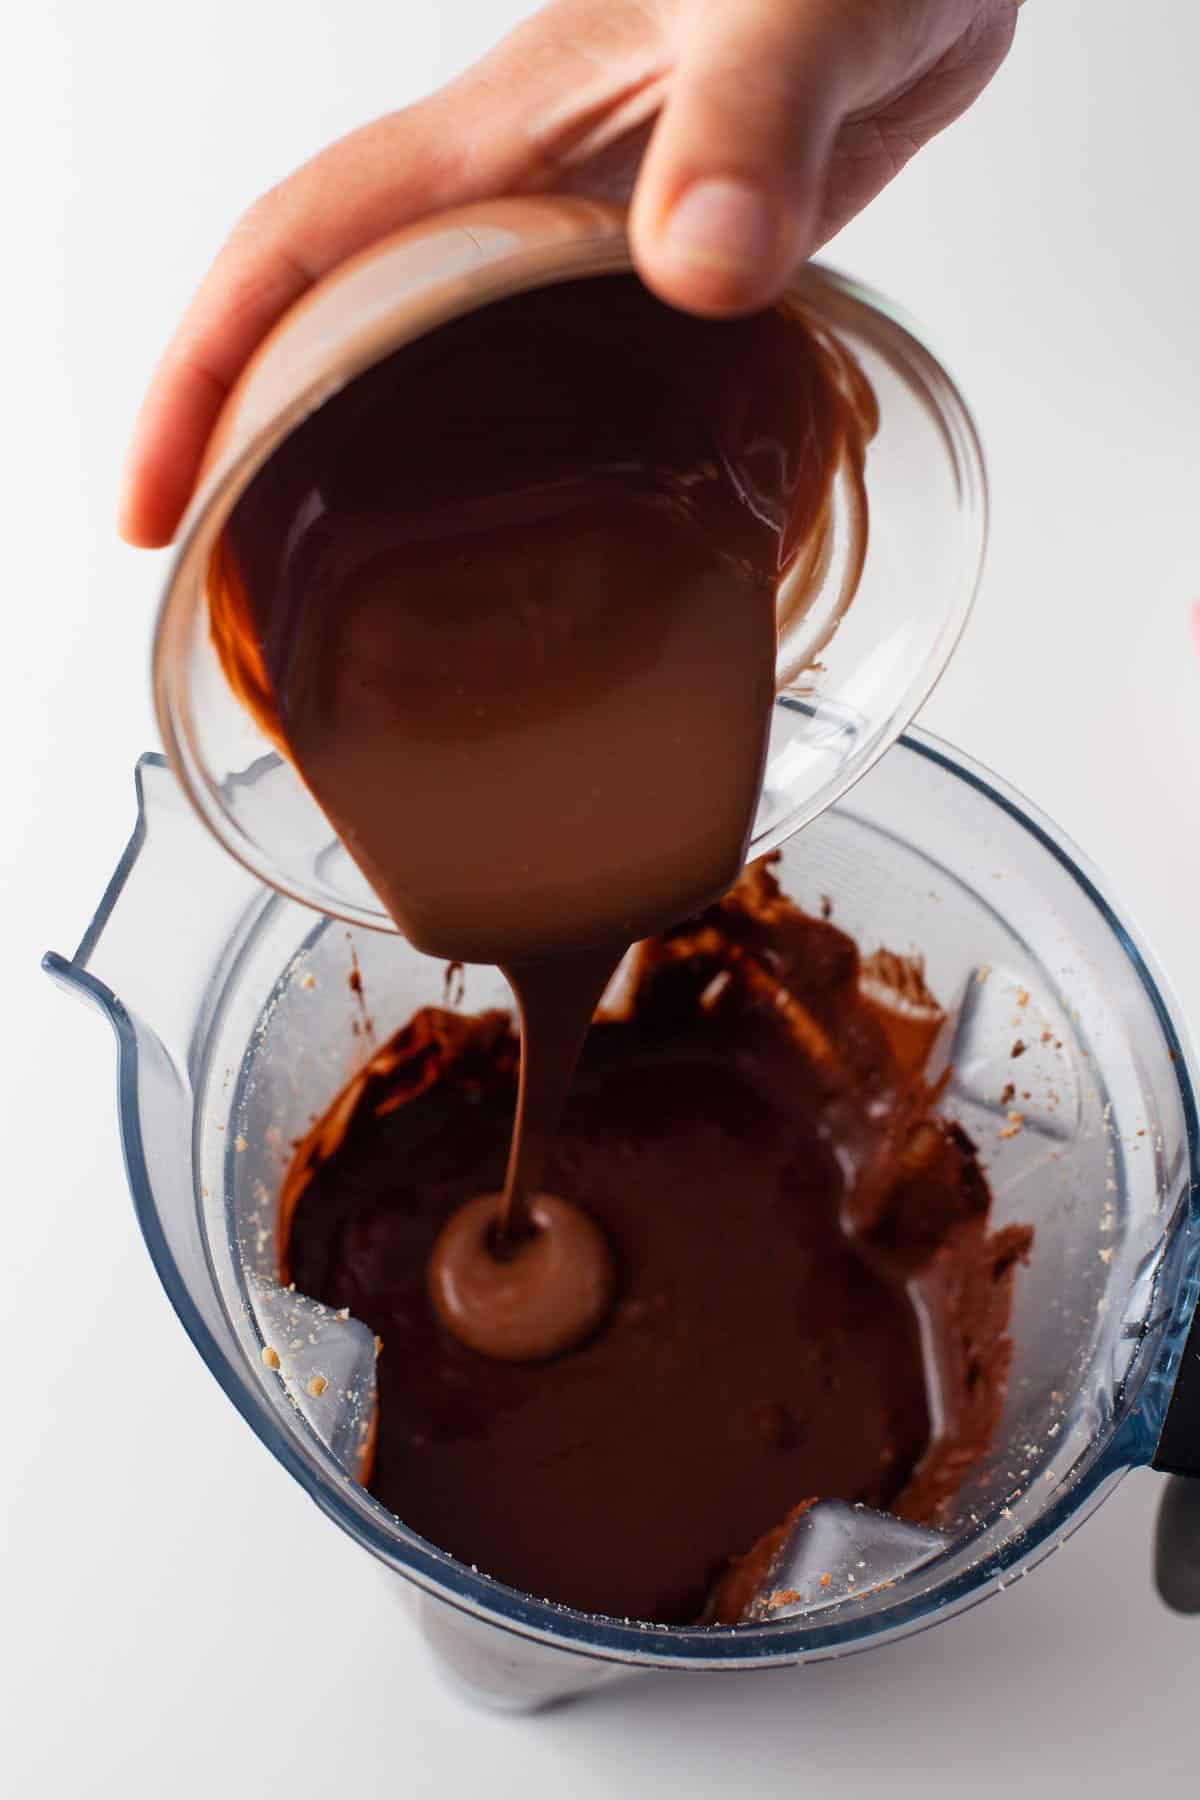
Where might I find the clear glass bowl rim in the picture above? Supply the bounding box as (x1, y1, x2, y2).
(151, 236, 988, 933)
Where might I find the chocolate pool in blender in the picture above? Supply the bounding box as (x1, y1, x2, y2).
(47, 201, 1200, 1707)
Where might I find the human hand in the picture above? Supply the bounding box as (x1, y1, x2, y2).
(119, 0, 1019, 547)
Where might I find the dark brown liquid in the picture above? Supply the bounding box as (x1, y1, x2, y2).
(281, 865, 1031, 1623)
(213, 273, 876, 1355)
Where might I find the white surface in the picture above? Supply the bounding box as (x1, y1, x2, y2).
(6, 3, 1199, 1793)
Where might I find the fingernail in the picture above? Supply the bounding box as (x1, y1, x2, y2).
(660, 178, 777, 276)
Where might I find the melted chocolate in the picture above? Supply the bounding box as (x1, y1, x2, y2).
(212, 272, 877, 1347)
(282, 864, 1031, 1624)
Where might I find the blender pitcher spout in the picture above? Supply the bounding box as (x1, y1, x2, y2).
(44, 752, 268, 1075)
(41, 753, 299, 1456)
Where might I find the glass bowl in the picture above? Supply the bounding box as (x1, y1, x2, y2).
(151, 196, 986, 929)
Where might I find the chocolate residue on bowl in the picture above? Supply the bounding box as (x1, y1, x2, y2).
(280, 861, 1031, 1625)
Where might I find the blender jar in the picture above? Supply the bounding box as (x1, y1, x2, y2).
(45, 729, 1200, 1709)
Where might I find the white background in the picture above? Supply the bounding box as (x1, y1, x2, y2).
(6, 3, 1200, 1793)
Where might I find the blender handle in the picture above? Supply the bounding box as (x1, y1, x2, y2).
(1154, 1478, 1200, 1614)
(1152, 1290, 1200, 1612)
(1153, 1294, 1200, 1479)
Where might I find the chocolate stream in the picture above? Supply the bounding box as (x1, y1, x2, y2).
(212, 272, 876, 1361)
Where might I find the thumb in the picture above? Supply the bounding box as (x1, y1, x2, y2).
(629, 0, 862, 317)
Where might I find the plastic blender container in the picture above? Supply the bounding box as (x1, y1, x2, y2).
(44, 730, 1200, 1707)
